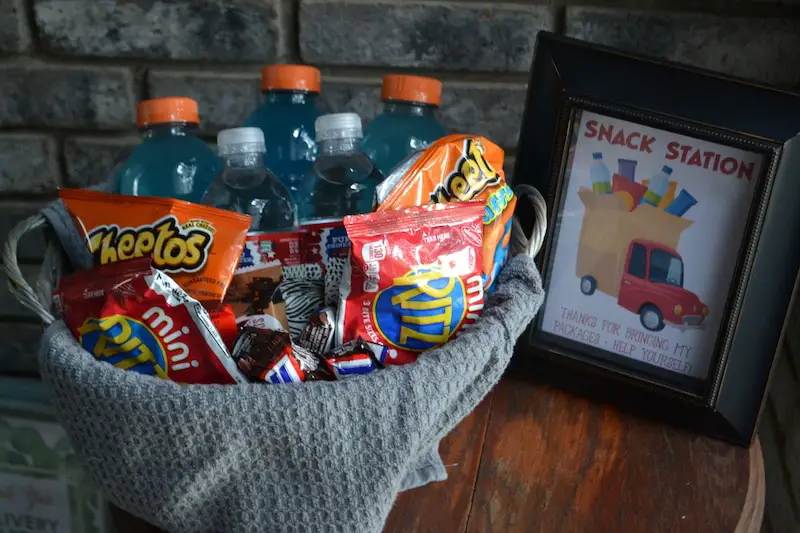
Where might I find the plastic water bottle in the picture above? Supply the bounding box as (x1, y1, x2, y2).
(362, 75, 449, 176)
(300, 113, 383, 223)
(112, 97, 221, 203)
(642, 165, 673, 207)
(589, 152, 612, 193)
(244, 65, 326, 198)
(202, 127, 296, 232)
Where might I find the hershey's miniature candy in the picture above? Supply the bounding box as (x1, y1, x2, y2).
(291, 341, 322, 374)
(233, 327, 306, 384)
(321, 337, 384, 379)
(306, 367, 335, 381)
(296, 306, 335, 355)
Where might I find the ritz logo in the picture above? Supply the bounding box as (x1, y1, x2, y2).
(431, 139, 502, 204)
(372, 266, 484, 352)
(78, 307, 198, 378)
(87, 215, 214, 274)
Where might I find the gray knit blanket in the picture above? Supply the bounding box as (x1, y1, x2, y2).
(38, 255, 542, 533)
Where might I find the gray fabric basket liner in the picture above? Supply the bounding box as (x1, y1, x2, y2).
(38, 256, 543, 533)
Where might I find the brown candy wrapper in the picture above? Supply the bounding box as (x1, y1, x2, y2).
(233, 327, 309, 385)
(296, 306, 335, 356)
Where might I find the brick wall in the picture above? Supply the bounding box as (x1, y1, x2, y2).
(1, 1, 800, 530)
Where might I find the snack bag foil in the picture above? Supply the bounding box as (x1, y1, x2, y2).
(227, 230, 306, 327)
(303, 219, 351, 308)
(58, 189, 251, 302)
(53, 258, 246, 385)
(338, 203, 485, 365)
(377, 135, 516, 290)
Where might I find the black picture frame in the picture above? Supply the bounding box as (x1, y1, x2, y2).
(511, 31, 800, 446)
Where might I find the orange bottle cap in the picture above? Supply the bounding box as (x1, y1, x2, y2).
(261, 64, 321, 93)
(381, 75, 442, 106)
(137, 97, 200, 128)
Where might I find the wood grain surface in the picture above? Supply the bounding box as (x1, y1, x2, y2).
(465, 377, 755, 533)
(110, 378, 762, 533)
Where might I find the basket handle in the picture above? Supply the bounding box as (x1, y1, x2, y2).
(512, 184, 548, 259)
(2, 213, 56, 325)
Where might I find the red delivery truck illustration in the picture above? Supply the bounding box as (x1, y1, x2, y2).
(575, 189, 709, 332)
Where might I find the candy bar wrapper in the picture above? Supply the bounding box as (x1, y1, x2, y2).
(321, 338, 384, 379)
(296, 306, 336, 356)
(54, 257, 246, 385)
(227, 231, 308, 328)
(233, 327, 306, 384)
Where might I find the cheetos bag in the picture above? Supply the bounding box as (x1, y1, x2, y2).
(377, 135, 516, 290)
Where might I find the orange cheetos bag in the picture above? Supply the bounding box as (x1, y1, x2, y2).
(377, 135, 516, 290)
(58, 189, 251, 302)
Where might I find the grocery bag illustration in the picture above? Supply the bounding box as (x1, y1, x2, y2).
(575, 185, 710, 332)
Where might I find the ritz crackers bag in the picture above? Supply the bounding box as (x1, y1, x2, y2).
(378, 135, 516, 290)
(58, 190, 251, 302)
(338, 203, 485, 366)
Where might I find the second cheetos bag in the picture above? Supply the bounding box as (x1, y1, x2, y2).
(376, 135, 516, 290)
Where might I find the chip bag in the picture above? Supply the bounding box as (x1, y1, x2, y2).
(338, 203, 485, 366)
(377, 135, 516, 290)
(53, 258, 246, 385)
(58, 189, 251, 302)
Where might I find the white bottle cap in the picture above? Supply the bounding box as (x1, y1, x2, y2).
(315, 113, 363, 142)
(217, 127, 266, 156)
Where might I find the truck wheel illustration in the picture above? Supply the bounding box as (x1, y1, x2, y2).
(580, 275, 597, 296)
(639, 304, 665, 332)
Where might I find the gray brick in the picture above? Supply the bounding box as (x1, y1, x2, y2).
(565, 7, 800, 86)
(0, 0, 31, 52)
(0, 63, 135, 129)
(441, 83, 526, 149)
(759, 409, 800, 532)
(0, 322, 44, 375)
(323, 80, 383, 123)
(0, 264, 41, 319)
(0, 134, 60, 193)
(64, 135, 139, 188)
(33, 0, 282, 62)
(324, 79, 526, 148)
(300, 1, 554, 72)
(148, 70, 260, 135)
(0, 201, 51, 262)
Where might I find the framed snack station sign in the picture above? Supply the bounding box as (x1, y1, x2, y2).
(512, 32, 800, 446)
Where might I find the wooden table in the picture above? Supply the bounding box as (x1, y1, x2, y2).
(113, 377, 764, 533)
(384, 376, 764, 533)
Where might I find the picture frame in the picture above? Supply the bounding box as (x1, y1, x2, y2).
(511, 31, 800, 446)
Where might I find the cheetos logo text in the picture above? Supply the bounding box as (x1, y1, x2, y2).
(87, 215, 214, 274)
